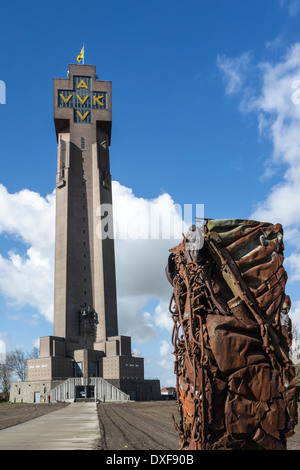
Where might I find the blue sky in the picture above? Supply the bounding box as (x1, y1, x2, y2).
(1, 0, 300, 387)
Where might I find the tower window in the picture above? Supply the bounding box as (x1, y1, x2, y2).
(81, 137, 86, 151)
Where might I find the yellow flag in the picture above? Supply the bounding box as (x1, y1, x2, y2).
(77, 46, 84, 63)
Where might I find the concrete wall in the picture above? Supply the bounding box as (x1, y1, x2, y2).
(107, 379, 161, 401)
(10, 380, 64, 403)
(50, 377, 129, 402)
(101, 355, 144, 381)
(27, 356, 73, 381)
(40, 336, 66, 357)
(93, 335, 132, 356)
(10, 377, 130, 403)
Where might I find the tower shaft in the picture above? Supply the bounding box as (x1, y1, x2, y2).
(53, 64, 118, 352)
(21, 62, 161, 403)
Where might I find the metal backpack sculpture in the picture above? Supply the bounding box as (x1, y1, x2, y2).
(166, 219, 298, 450)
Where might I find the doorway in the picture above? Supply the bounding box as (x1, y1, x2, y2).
(75, 385, 94, 399)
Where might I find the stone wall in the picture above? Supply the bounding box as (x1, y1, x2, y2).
(107, 378, 161, 401)
(10, 380, 64, 403)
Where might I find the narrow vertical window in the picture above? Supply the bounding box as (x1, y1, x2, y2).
(81, 137, 86, 150)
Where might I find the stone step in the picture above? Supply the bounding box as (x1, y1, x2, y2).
(74, 398, 95, 402)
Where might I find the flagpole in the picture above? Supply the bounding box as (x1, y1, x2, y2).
(83, 43, 85, 65)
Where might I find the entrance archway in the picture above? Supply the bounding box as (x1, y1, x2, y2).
(75, 385, 95, 399)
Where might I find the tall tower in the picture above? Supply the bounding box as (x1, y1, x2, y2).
(19, 63, 161, 402)
(53, 64, 118, 352)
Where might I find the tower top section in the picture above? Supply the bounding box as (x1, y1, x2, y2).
(53, 64, 112, 143)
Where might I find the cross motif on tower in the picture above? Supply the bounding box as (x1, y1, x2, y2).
(58, 75, 107, 123)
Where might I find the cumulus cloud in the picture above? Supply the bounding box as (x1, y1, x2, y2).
(157, 340, 174, 371)
(0, 181, 187, 345)
(285, 253, 300, 281)
(0, 185, 55, 254)
(0, 333, 9, 363)
(279, 0, 300, 16)
(0, 185, 55, 322)
(216, 51, 253, 96)
(159, 340, 172, 356)
(153, 300, 173, 333)
(217, 43, 300, 288)
(248, 44, 300, 265)
(111, 181, 189, 342)
(116, 294, 158, 343)
(112, 181, 189, 242)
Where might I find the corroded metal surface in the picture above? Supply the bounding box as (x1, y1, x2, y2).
(167, 219, 298, 450)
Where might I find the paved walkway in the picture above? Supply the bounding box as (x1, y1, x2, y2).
(0, 402, 100, 450)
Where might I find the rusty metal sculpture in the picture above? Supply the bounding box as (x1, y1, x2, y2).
(166, 219, 298, 450)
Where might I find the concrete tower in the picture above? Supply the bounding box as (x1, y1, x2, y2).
(10, 63, 161, 403)
(53, 64, 118, 351)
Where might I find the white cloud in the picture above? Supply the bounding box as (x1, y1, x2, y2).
(33, 337, 40, 349)
(0, 333, 9, 363)
(131, 348, 141, 357)
(110, 181, 187, 342)
(159, 340, 172, 357)
(0, 185, 55, 255)
(157, 358, 173, 371)
(218, 43, 300, 286)
(285, 253, 300, 281)
(153, 300, 173, 333)
(0, 181, 184, 346)
(0, 185, 55, 322)
(279, 0, 300, 16)
(248, 44, 300, 276)
(156, 340, 174, 372)
(288, 300, 300, 337)
(216, 52, 253, 96)
(116, 294, 157, 343)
